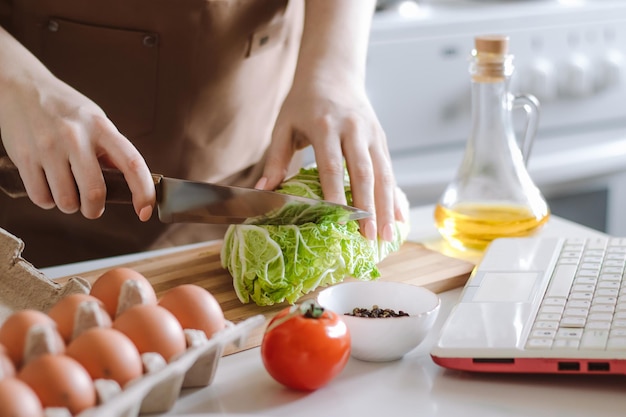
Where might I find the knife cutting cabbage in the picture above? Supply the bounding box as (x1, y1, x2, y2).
(221, 166, 411, 306)
(0, 156, 370, 226)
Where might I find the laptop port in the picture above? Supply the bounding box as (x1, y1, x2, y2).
(557, 362, 580, 371)
(588, 362, 610, 372)
(472, 358, 514, 364)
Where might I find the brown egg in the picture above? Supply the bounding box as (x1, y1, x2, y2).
(90, 267, 157, 318)
(47, 293, 112, 343)
(18, 353, 96, 415)
(0, 344, 16, 378)
(0, 377, 44, 417)
(113, 304, 187, 362)
(66, 327, 143, 387)
(0, 310, 65, 368)
(158, 284, 226, 339)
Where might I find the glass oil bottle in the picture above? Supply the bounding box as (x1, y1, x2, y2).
(434, 35, 550, 252)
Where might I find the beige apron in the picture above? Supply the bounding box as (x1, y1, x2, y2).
(0, 0, 304, 267)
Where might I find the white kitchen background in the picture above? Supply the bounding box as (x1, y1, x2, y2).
(304, 0, 626, 235)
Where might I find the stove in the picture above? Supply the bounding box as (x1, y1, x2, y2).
(366, 0, 626, 234)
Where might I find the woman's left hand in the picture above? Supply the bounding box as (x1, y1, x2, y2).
(256, 0, 406, 242)
(257, 75, 406, 242)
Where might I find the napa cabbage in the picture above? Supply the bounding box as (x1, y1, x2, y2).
(220, 167, 410, 306)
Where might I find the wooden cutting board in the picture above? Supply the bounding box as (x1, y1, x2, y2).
(60, 241, 475, 354)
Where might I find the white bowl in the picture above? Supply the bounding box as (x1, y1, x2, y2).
(317, 281, 440, 362)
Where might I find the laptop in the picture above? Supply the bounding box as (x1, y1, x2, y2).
(430, 236, 626, 375)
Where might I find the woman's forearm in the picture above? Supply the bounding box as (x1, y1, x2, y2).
(294, 0, 376, 87)
(0, 26, 55, 111)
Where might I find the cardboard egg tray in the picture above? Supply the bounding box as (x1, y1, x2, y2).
(74, 316, 264, 417)
(0, 227, 265, 416)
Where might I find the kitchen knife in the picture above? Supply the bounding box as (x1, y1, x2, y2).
(0, 156, 371, 225)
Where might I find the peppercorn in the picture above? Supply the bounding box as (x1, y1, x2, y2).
(345, 305, 409, 318)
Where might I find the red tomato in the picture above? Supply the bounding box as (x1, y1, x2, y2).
(261, 300, 350, 391)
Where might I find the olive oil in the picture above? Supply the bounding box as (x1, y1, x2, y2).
(434, 35, 549, 252)
(434, 203, 550, 251)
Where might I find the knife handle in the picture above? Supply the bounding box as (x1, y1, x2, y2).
(0, 156, 159, 204)
(0, 156, 27, 199)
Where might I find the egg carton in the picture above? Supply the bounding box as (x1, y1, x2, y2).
(0, 228, 92, 322)
(74, 315, 264, 417)
(0, 227, 266, 416)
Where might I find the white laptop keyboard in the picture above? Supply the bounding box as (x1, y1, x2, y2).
(526, 237, 626, 351)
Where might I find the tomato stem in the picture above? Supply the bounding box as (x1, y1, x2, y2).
(266, 300, 326, 333)
(301, 299, 325, 319)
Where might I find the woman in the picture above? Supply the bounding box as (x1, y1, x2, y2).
(0, 0, 403, 267)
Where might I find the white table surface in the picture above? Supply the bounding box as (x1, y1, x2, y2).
(43, 206, 626, 417)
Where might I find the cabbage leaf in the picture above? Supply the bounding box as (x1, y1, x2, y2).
(220, 167, 409, 306)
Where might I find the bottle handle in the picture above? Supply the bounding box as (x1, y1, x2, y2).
(512, 94, 540, 164)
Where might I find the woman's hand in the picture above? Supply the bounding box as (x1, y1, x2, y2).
(256, 0, 405, 242)
(0, 27, 155, 221)
(259, 77, 405, 242)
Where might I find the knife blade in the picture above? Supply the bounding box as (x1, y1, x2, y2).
(0, 156, 371, 225)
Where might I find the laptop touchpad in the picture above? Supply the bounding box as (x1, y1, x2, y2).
(473, 272, 540, 303)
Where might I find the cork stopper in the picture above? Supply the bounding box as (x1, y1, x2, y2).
(475, 35, 509, 56)
(471, 34, 513, 82)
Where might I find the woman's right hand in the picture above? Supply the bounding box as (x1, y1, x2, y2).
(0, 27, 155, 221)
